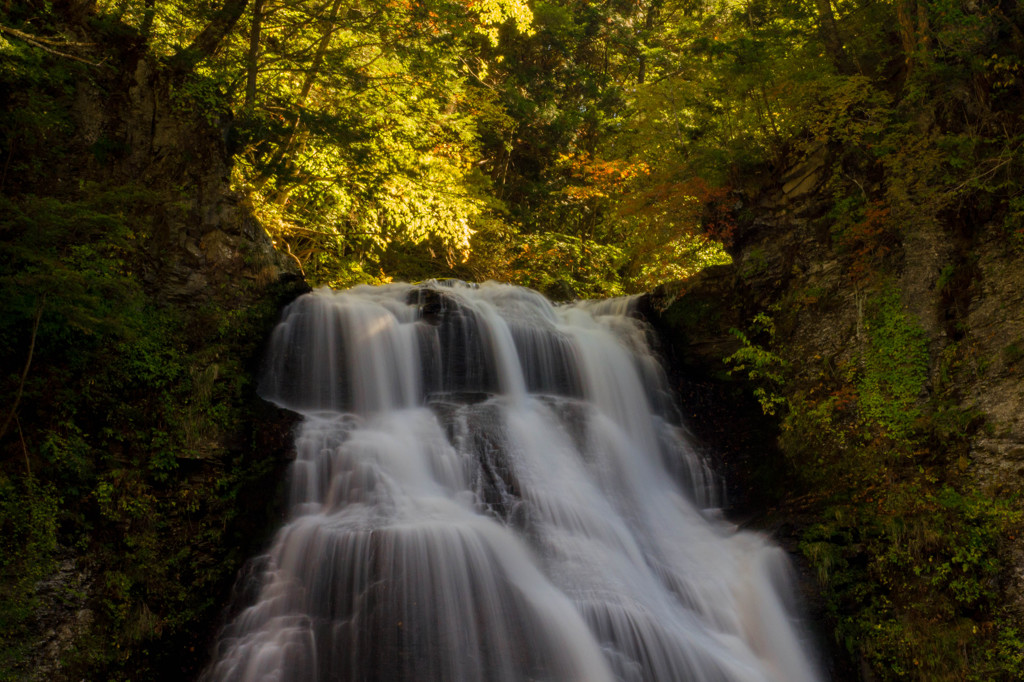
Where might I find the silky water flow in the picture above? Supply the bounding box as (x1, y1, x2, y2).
(202, 281, 823, 682)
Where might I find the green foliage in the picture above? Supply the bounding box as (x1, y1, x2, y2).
(725, 312, 788, 415)
(506, 231, 626, 300)
(3, 0, 746, 296)
(0, 10, 78, 193)
(801, 485, 1023, 681)
(212, 0, 536, 284)
(75, 0, 539, 287)
(459, 0, 750, 293)
(0, 475, 58, 676)
(0, 188, 289, 679)
(859, 288, 930, 444)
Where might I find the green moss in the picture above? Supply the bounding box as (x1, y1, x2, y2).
(858, 288, 930, 444)
(663, 294, 722, 333)
(739, 246, 769, 280)
(1003, 340, 1024, 367)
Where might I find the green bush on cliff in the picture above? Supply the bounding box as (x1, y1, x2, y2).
(715, 269, 1024, 678)
(801, 484, 1022, 680)
(0, 189, 287, 679)
(0, 476, 58, 677)
(725, 312, 788, 416)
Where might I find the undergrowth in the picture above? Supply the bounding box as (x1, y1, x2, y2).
(723, 272, 1024, 680)
(0, 189, 289, 680)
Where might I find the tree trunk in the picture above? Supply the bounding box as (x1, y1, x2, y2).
(896, 0, 931, 75)
(244, 0, 265, 111)
(171, 0, 250, 70)
(254, 0, 345, 191)
(637, 0, 661, 85)
(813, 0, 854, 75)
(139, 0, 156, 40)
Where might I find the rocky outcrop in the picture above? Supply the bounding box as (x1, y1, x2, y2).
(7, 48, 310, 681)
(71, 55, 299, 304)
(655, 144, 1024, 498)
(647, 145, 1024, 679)
(964, 231, 1024, 487)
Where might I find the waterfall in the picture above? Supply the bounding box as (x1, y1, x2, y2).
(203, 281, 822, 682)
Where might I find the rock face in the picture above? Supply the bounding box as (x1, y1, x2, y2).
(647, 146, 1024, 679)
(29, 557, 94, 682)
(71, 55, 297, 304)
(965, 234, 1024, 487)
(654, 145, 1024, 499)
(7, 51, 310, 680)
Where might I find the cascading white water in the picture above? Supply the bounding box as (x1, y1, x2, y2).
(203, 281, 822, 682)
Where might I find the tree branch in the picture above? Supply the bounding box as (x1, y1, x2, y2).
(170, 0, 251, 70)
(0, 296, 46, 445)
(0, 24, 104, 66)
(0, 24, 94, 47)
(15, 416, 31, 480)
(278, 237, 306, 276)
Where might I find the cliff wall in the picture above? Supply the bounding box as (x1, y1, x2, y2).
(650, 147, 1024, 680)
(0, 37, 307, 680)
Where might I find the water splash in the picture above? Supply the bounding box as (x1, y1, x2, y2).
(204, 281, 822, 682)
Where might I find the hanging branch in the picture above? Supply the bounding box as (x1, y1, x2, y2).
(0, 24, 104, 66)
(0, 296, 46, 445)
(278, 237, 307, 277)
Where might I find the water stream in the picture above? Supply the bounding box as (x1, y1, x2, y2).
(202, 281, 822, 682)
